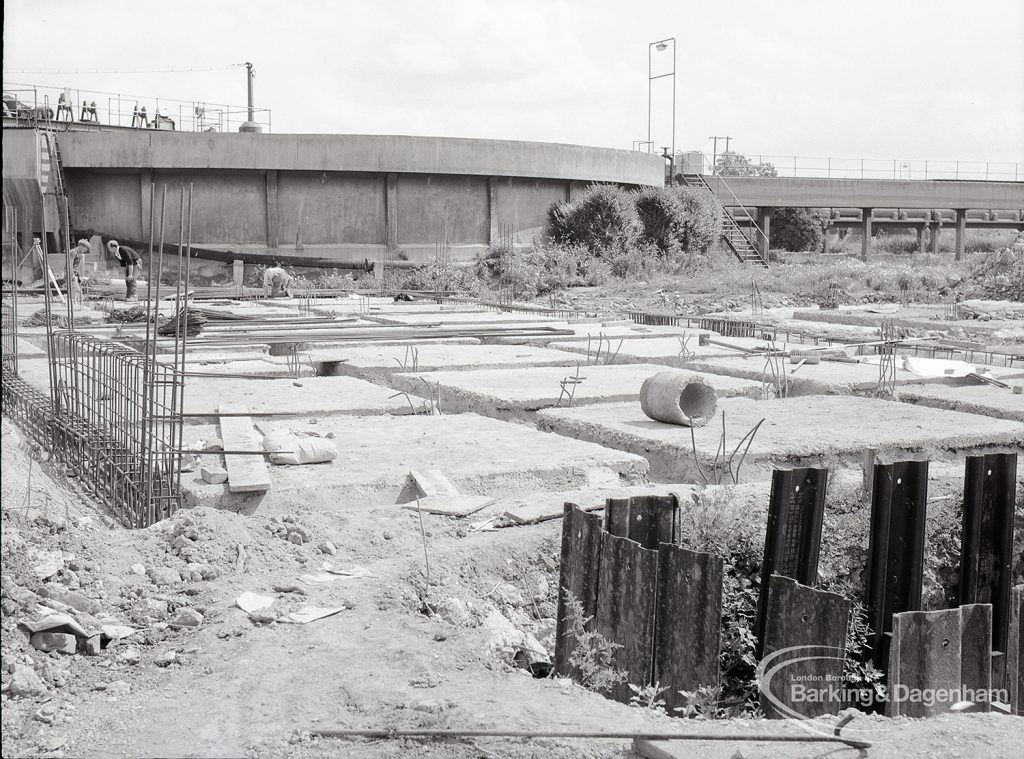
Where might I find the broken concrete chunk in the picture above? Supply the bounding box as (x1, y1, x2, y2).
(30, 632, 77, 655)
(8, 665, 48, 698)
(317, 541, 337, 555)
(154, 650, 177, 667)
(129, 564, 146, 576)
(117, 647, 141, 665)
(82, 635, 101, 656)
(200, 465, 228, 485)
(38, 586, 101, 616)
(145, 599, 169, 618)
(147, 567, 182, 587)
(169, 608, 204, 629)
(235, 592, 275, 614)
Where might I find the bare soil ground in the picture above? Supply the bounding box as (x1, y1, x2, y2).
(3, 418, 1023, 758)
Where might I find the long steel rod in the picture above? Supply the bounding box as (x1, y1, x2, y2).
(309, 728, 869, 750)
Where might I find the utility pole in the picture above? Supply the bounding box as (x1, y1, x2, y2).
(709, 135, 731, 172)
(245, 62, 255, 122)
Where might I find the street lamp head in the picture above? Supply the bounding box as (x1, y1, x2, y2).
(655, 41, 668, 51)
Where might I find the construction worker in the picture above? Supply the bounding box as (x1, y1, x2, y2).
(107, 240, 142, 300)
(262, 262, 293, 298)
(68, 239, 90, 305)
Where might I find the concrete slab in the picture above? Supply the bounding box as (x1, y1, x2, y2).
(899, 384, 1024, 422)
(315, 344, 587, 383)
(183, 359, 316, 378)
(685, 355, 940, 396)
(492, 324, 710, 346)
(537, 396, 1024, 482)
(791, 305, 1018, 335)
(390, 364, 763, 421)
(363, 310, 563, 326)
(547, 336, 772, 367)
(181, 375, 416, 418)
(179, 412, 649, 512)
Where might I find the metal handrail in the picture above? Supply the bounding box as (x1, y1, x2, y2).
(687, 161, 768, 249)
(3, 80, 271, 133)
(679, 151, 1021, 182)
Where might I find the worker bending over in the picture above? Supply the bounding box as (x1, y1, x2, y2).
(263, 263, 293, 298)
(107, 240, 142, 300)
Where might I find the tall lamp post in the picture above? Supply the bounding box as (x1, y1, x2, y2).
(648, 38, 676, 161)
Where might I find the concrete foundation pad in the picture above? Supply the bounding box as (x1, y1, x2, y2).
(363, 311, 563, 326)
(179, 412, 649, 512)
(184, 359, 316, 378)
(537, 396, 1024, 482)
(315, 344, 586, 383)
(899, 384, 1024, 422)
(493, 324, 711, 346)
(547, 336, 774, 366)
(686, 355, 934, 396)
(791, 305, 1018, 335)
(182, 375, 416, 418)
(390, 364, 763, 421)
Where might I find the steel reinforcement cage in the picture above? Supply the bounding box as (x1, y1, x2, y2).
(46, 330, 184, 527)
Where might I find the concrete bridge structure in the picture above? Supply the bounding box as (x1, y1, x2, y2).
(701, 175, 1024, 258)
(2, 126, 663, 280)
(4, 123, 1021, 278)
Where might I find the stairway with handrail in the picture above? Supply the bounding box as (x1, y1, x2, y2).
(679, 172, 769, 267)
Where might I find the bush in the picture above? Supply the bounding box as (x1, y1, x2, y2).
(546, 184, 641, 255)
(770, 208, 828, 253)
(675, 186, 722, 253)
(635, 186, 687, 255)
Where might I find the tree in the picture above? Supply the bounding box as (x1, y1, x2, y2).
(545, 184, 641, 255)
(771, 207, 830, 252)
(715, 151, 778, 177)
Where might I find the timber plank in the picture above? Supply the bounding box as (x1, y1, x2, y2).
(595, 533, 658, 703)
(410, 469, 460, 498)
(759, 575, 850, 719)
(960, 603, 993, 711)
(887, 608, 961, 717)
(654, 544, 723, 714)
(554, 504, 604, 678)
(218, 403, 271, 493)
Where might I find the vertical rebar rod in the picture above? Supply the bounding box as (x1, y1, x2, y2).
(175, 183, 194, 500)
(143, 187, 167, 519)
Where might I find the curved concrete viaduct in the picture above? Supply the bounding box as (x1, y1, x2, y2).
(2, 128, 663, 279)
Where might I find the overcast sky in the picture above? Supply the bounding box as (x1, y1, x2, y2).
(4, 0, 1023, 164)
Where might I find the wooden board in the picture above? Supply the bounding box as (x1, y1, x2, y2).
(960, 603, 993, 711)
(218, 403, 271, 493)
(887, 608, 962, 717)
(604, 495, 676, 549)
(410, 469, 460, 498)
(655, 544, 723, 715)
(401, 495, 492, 517)
(595, 533, 658, 704)
(554, 504, 604, 678)
(760, 575, 850, 719)
(1008, 586, 1023, 715)
(502, 501, 603, 525)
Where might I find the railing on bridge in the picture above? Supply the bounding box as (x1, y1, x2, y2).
(3, 81, 271, 133)
(673, 151, 1021, 182)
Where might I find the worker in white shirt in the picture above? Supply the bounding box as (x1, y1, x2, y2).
(262, 263, 293, 298)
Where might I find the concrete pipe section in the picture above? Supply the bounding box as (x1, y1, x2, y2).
(639, 371, 718, 427)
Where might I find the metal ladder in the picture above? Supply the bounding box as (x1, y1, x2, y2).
(680, 172, 769, 267)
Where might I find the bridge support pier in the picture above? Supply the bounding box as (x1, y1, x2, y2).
(757, 207, 771, 260)
(861, 208, 872, 261)
(916, 225, 926, 253)
(232, 259, 245, 289)
(930, 222, 941, 255)
(955, 209, 966, 260)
